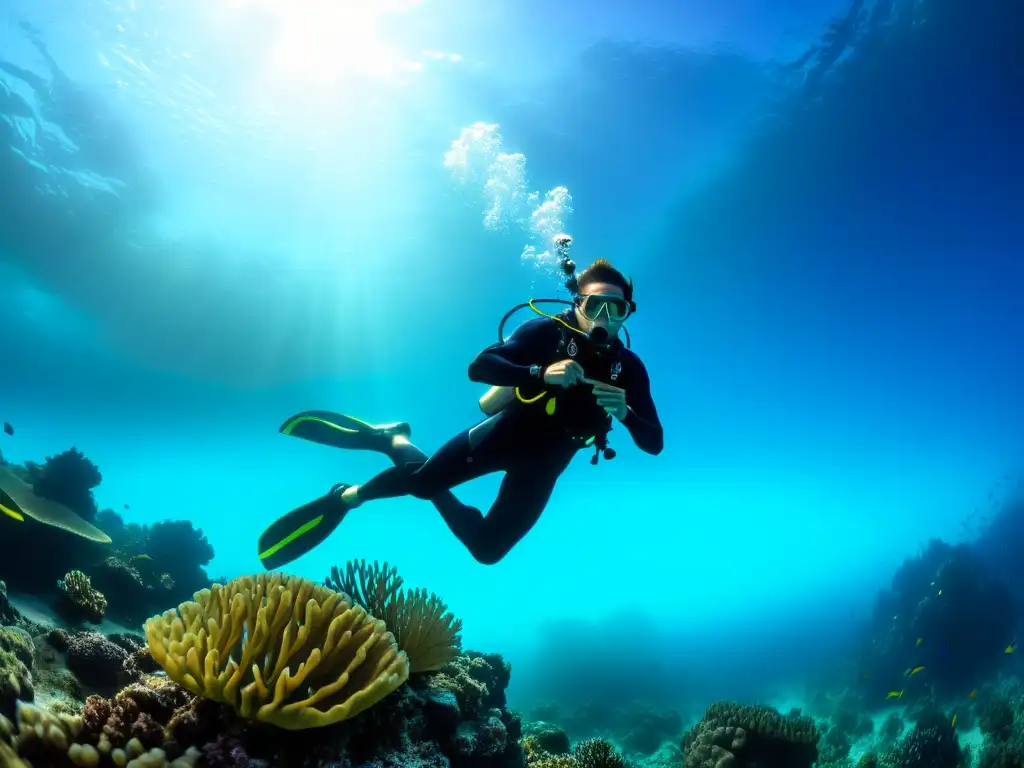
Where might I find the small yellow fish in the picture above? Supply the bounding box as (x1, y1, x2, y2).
(951, 713, 958, 728)
(130, 554, 153, 561)
(968, 689, 977, 699)
(886, 690, 905, 700)
(0, 502, 24, 522)
(916, 637, 924, 646)
(1006, 640, 1017, 654)
(905, 665, 926, 677)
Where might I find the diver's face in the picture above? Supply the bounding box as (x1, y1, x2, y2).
(575, 282, 627, 336)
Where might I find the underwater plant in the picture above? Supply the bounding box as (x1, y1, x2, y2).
(144, 572, 410, 730)
(326, 559, 463, 673)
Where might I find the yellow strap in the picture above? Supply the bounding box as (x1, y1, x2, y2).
(527, 299, 588, 338)
(515, 387, 546, 404)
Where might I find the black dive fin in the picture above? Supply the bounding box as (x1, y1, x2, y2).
(279, 410, 410, 452)
(257, 485, 350, 571)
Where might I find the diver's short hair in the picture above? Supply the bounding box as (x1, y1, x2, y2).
(576, 258, 633, 302)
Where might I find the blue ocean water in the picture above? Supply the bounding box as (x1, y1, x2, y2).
(0, 0, 1021, 727)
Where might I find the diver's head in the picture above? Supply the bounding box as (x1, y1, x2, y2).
(572, 258, 635, 340)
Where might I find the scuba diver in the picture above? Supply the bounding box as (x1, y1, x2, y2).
(257, 235, 663, 569)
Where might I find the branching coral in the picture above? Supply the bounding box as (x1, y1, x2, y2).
(877, 710, 963, 768)
(327, 560, 463, 673)
(59, 570, 108, 623)
(575, 738, 630, 768)
(683, 702, 819, 768)
(522, 737, 629, 768)
(145, 572, 410, 730)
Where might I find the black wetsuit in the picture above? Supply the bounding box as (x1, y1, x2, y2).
(357, 314, 663, 563)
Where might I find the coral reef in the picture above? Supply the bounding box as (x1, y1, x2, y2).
(429, 652, 512, 720)
(682, 702, 820, 768)
(58, 570, 108, 624)
(618, 701, 682, 754)
(875, 709, 964, 768)
(327, 559, 464, 673)
(66, 632, 140, 693)
(976, 692, 1024, 768)
(522, 734, 629, 768)
(522, 722, 571, 755)
(1, 696, 202, 767)
(971, 496, 1024, 612)
(142, 521, 213, 602)
(858, 539, 1018, 701)
(0, 582, 18, 626)
(27, 448, 103, 522)
(0, 629, 33, 671)
(0, 649, 524, 768)
(145, 572, 410, 730)
(0, 648, 33, 720)
(0, 449, 215, 624)
(526, 699, 682, 756)
(574, 738, 629, 768)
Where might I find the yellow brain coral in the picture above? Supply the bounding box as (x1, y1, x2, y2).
(144, 573, 410, 730)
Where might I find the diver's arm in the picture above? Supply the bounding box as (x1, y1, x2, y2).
(620, 357, 663, 455)
(468, 319, 559, 387)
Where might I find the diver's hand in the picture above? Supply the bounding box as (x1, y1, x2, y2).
(543, 360, 585, 388)
(591, 381, 628, 421)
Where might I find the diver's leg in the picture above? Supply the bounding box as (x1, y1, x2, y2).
(258, 427, 486, 571)
(350, 427, 498, 510)
(444, 458, 569, 565)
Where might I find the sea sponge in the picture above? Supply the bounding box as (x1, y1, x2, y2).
(59, 571, 108, 623)
(327, 560, 463, 673)
(145, 572, 410, 730)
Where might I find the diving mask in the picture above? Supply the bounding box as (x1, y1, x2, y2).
(577, 293, 633, 322)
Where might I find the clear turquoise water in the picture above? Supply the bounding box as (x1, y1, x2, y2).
(1, 0, 1021, 714)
